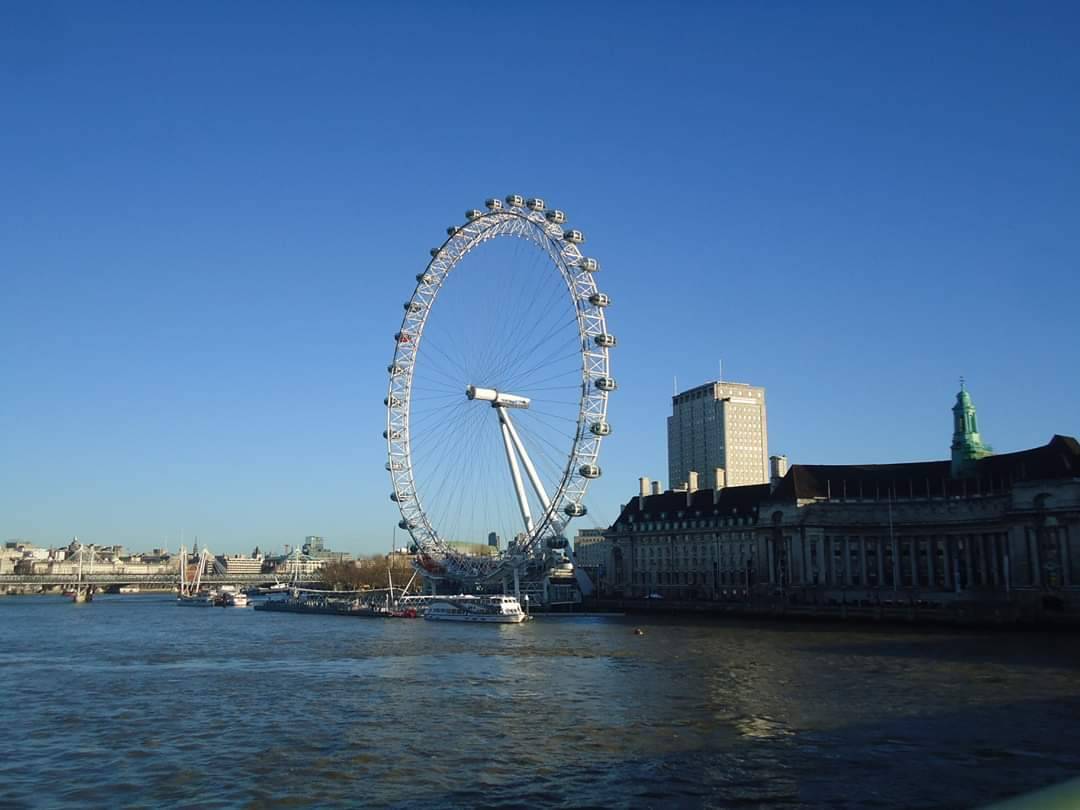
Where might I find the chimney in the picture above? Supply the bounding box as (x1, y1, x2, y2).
(638, 477, 650, 509)
(686, 471, 699, 506)
(651, 480, 662, 496)
(713, 467, 726, 504)
(770, 455, 788, 491)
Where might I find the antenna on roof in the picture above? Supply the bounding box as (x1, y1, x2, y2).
(719, 358, 723, 382)
(673, 375, 677, 396)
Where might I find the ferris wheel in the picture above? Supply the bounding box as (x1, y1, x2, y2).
(385, 195, 615, 585)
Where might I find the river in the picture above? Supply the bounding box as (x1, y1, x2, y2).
(1, 595, 1078, 808)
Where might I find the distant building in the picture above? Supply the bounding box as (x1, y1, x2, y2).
(301, 536, 352, 563)
(604, 386, 1080, 619)
(667, 380, 769, 490)
(573, 528, 609, 589)
(445, 541, 499, 557)
(217, 554, 264, 575)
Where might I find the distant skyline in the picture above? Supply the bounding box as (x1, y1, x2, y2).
(2, 3, 1078, 553)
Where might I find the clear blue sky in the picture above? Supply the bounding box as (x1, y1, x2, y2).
(2, 2, 1078, 555)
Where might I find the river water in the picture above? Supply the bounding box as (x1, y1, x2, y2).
(1, 595, 1078, 809)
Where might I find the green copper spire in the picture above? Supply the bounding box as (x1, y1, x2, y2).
(951, 379, 992, 476)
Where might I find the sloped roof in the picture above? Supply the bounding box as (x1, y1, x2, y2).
(612, 483, 771, 526)
(772, 435, 1080, 500)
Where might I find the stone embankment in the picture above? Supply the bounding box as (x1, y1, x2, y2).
(585, 597, 1080, 629)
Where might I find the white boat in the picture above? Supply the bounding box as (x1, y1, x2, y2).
(177, 591, 215, 607)
(118, 585, 141, 594)
(218, 589, 248, 608)
(423, 595, 528, 623)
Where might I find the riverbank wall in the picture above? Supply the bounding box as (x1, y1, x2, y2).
(584, 596, 1080, 629)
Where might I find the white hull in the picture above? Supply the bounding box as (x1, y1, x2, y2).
(424, 611, 527, 623)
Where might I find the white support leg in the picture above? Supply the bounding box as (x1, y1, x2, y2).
(499, 406, 552, 511)
(498, 410, 534, 535)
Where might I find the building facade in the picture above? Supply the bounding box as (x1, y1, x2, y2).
(602, 389, 1080, 619)
(667, 381, 769, 490)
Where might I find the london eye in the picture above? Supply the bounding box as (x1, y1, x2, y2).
(385, 195, 615, 596)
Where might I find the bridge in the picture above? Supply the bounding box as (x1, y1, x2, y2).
(0, 573, 313, 588)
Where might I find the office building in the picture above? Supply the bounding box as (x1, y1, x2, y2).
(667, 380, 769, 490)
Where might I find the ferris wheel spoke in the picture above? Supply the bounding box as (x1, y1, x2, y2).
(499, 347, 583, 393)
(489, 306, 578, 385)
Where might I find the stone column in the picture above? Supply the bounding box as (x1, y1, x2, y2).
(892, 535, 901, 591)
(859, 537, 867, 586)
(972, 535, 980, 587)
(942, 536, 952, 590)
(910, 538, 919, 589)
(989, 535, 997, 587)
(876, 537, 885, 587)
(979, 535, 989, 586)
(927, 537, 935, 590)
(843, 536, 851, 586)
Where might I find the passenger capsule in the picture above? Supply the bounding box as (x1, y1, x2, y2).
(465, 209, 484, 221)
(485, 198, 503, 210)
(390, 491, 408, 502)
(563, 503, 587, 518)
(579, 257, 599, 272)
(545, 209, 567, 224)
(563, 229, 585, 244)
(447, 225, 461, 236)
(384, 395, 402, 407)
(579, 464, 602, 479)
(416, 272, 434, 284)
(394, 332, 412, 343)
(398, 519, 415, 531)
(588, 292, 610, 307)
(429, 248, 441, 257)
(590, 421, 611, 436)
(594, 376, 617, 392)
(404, 301, 423, 313)
(526, 197, 546, 211)
(388, 364, 404, 375)
(594, 333, 616, 348)
(505, 194, 525, 207)
(383, 429, 402, 440)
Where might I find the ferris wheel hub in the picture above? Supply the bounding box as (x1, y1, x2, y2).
(465, 385, 531, 409)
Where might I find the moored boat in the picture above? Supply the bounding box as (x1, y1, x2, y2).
(423, 595, 528, 623)
(216, 589, 248, 607)
(177, 591, 215, 607)
(253, 591, 390, 617)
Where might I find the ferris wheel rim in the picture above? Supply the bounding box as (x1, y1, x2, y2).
(385, 198, 613, 580)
